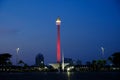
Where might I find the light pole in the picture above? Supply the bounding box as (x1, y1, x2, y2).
(16, 48, 19, 66)
(62, 50, 64, 71)
(101, 47, 104, 59)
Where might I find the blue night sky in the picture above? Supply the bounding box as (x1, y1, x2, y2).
(0, 0, 120, 65)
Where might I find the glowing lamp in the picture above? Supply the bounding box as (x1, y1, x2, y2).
(56, 17, 61, 25)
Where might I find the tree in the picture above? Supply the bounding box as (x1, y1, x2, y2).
(18, 60, 24, 66)
(108, 52, 120, 67)
(0, 53, 12, 71)
(97, 59, 106, 70)
(18, 60, 28, 67)
(0, 53, 12, 66)
(92, 59, 106, 71)
(92, 60, 97, 70)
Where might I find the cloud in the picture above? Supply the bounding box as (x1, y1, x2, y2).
(0, 28, 20, 35)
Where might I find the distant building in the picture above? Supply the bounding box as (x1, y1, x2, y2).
(76, 59, 82, 65)
(35, 53, 44, 67)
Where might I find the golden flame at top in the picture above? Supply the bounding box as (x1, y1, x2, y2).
(56, 17, 61, 25)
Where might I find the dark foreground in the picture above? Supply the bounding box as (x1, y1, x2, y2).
(0, 72, 120, 80)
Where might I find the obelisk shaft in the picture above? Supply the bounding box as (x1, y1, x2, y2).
(57, 25, 61, 63)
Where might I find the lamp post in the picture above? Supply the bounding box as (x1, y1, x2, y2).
(101, 47, 104, 59)
(62, 51, 64, 71)
(16, 48, 19, 66)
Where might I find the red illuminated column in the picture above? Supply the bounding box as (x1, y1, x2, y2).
(57, 25, 61, 63)
(56, 17, 61, 63)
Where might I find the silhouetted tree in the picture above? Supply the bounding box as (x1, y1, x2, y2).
(97, 59, 106, 70)
(108, 52, 120, 67)
(24, 63, 29, 67)
(18, 60, 24, 66)
(0, 53, 12, 66)
(7, 61, 12, 66)
(92, 60, 97, 70)
(0, 53, 12, 71)
(18, 60, 28, 67)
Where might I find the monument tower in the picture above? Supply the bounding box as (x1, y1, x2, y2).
(56, 17, 61, 63)
(49, 17, 69, 70)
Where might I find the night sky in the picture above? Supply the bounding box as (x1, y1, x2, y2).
(0, 0, 120, 65)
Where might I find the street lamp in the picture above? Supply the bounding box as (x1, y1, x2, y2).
(101, 47, 104, 59)
(16, 48, 19, 66)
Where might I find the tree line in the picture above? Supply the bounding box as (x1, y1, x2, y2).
(0, 52, 120, 67)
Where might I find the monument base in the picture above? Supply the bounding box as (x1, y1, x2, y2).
(49, 63, 69, 70)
